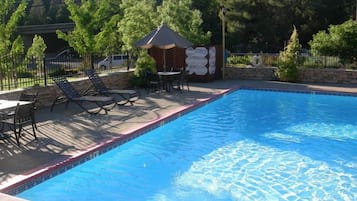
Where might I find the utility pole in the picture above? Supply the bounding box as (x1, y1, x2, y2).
(221, 7, 227, 80)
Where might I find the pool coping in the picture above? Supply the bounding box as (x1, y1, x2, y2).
(2, 84, 357, 196)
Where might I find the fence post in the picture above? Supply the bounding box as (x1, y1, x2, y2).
(43, 57, 47, 86)
(0, 58, 3, 91)
(127, 51, 130, 71)
(324, 56, 327, 68)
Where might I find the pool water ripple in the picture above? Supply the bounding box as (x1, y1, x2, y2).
(19, 90, 357, 201)
(175, 140, 357, 200)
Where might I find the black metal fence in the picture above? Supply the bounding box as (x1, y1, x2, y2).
(1, 52, 355, 91)
(0, 54, 131, 91)
(228, 53, 356, 69)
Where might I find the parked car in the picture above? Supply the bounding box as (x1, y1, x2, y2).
(97, 54, 128, 69)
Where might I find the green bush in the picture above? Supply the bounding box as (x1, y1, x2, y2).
(49, 68, 67, 77)
(129, 51, 156, 87)
(300, 56, 344, 69)
(346, 62, 357, 70)
(227, 55, 252, 66)
(300, 57, 323, 68)
(16, 71, 34, 78)
(134, 51, 156, 76)
(309, 19, 357, 65)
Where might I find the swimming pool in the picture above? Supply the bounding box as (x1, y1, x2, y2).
(18, 89, 357, 200)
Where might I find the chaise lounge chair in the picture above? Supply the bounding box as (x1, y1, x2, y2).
(51, 77, 116, 114)
(84, 69, 139, 105)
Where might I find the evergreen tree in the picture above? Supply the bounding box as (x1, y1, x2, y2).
(221, 0, 354, 52)
(289, 0, 355, 48)
(276, 26, 301, 82)
(27, 0, 46, 24)
(191, 0, 221, 45)
(222, 0, 287, 52)
(47, 0, 70, 23)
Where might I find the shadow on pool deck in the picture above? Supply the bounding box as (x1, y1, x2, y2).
(0, 79, 356, 198)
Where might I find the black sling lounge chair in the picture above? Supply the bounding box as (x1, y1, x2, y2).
(51, 77, 116, 114)
(84, 69, 139, 105)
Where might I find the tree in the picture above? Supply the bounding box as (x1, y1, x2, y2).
(222, 0, 287, 52)
(289, 0, 355, 47)
(276, 26, 301, 82)
(10, 36, 25, 55)
(46, 0, 71, 23)
(309, 19, 357, 64)
(25, 35, 47, 76)
(118, 0, 210, 58)
(26, 0, 47, 24)
(26, 35, 47, 59)
(157, 0, 211, 45)
(24, 0, 71, 25)
(0, 0, 27, 56)
(57, 0, 121, 67)
(118, 0, 157, 52)
(93, 0, 123, 55)
(191, 0, 220, 44)
(57, 0, 97, 62)
(0, 0, 27, 89)
(220, 0, 354, 52)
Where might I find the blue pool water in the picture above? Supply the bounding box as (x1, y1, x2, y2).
(19, 89, 357, 201)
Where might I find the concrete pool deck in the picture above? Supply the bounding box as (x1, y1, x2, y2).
(0, 79, 357, 199)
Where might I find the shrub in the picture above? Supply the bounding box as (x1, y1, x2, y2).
(300, 56, 323, 68)
(16, 71, 34, 78)
(227, 55, 252, 66)
(276, 26, 301, 82)
(129, 51, 156, 87)
(49, 68, 67, 77)
(309, 19, 357, 65)
(134, 51, 156, 76)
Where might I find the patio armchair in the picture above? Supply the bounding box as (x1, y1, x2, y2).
(1, 102, 37, 146)
(51, 77, 116, 114)
(178, 68, 190, 92)
(145, 70, 163, 93)
(7, 92, 39, 130)
(84, 69, 139, 106)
